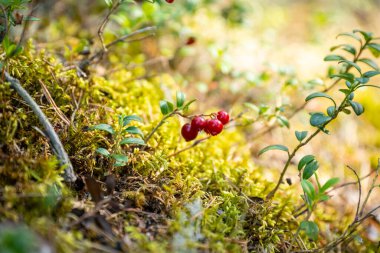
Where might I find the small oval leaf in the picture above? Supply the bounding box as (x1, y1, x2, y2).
(303, 160, 319, 180)
(176, 91, 186, 107)
(258, 145, 289, 156)
(89, 124, 115, 135)
(295, 131, 308, 142)
(120, 137, 146, 145)
(300, 221, 319, 241)
(310, 113, 331, 127)
(298, 155, 315, 171)
(96, 148, 110, 157)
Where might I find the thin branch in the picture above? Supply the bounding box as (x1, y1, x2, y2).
(5, 72, 77, 182)
(346, 165, 361, 221)
(167, 136, 211, 158)
(359, 158, 380, 217)
(251, 39, 369, 141)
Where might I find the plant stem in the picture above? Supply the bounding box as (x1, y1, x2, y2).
(287, 210, 313, 253)
(144, 110, 177, 144)
(266, 87, 353, 200)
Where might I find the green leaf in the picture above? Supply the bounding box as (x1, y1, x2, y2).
(353, 29, 373, 42)
(24, 16, 40, 21)
(303, 160, 319, 180)
(355, 77, 369, 84)
(258, 145, 289, 156)
(176, 91, 185, 107)
(358, 58, 379, 71)
(104, 0, 113, 7)
(363, 71, 380, 78)
(96, 148, 110, 157)
(111, 154, 129, 163)
(310, 113, 331, 127)
(305, 92, 336, 106)
(89, 124, 115, 135)
(301, 180, 316, 202)
(320, 177, 340, 193)
(339, 60, 361, 74)
(336, 32, 361, 42)
(114, 161, 126, 167)
(367, 43, 380, 52)
(182, 99, 197, 113)
(295, 131, 308, 142)
(326, 106, 335, 117)
(319, 194, 330, 201)
(298, 155, 315, 171)
(367, 43, 380, 58)
(276, 115, 289, 128)
(123, 126, 144, 138)
(123, 115, 143, 126)
(300, 221, 319, 241)
(329, 73, 355, 83)
(159, 100, 174, 115)
(120, 137, 145, 145)
(349, 101, 364, 116)
(330, 44, 356, 55)
(323, 55, 346, 62)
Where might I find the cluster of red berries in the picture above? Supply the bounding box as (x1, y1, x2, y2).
(181, 111, 230, 142)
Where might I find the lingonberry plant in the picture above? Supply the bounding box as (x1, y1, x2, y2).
(89, 114, 145, 167)
(259, 29, 380, 249)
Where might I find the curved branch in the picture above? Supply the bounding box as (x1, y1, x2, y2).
(5, 72, 77, 182)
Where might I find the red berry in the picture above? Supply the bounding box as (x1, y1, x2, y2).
(186, 37, 196, 45)
(166, 0, 174, 3)
(191, 116, 206, 131)
(205, 119, 223, 136)
(217, 111, 229, 125)
(181, 123, 198, 141)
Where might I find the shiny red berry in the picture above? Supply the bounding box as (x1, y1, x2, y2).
(205, 119, 223, 136)
(191, 116, 206, 131)
(217, 111, 229, 125)
(165, 0, 174, 3)
(181, 123, 198, 141)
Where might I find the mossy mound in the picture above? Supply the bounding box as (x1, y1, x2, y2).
(0, 41, 304, 252)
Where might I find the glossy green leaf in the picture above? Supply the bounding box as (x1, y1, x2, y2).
(358, 58, 379, 70)
(159, 100, 174, 115)
(349, 101, 364, 116)
(326, 106, 335, 117)
(182, 99, 197, 113)
(104, 0, 113, 7)
(176, 91, 185, 107)
(301, 180, 316, 201)
(303, 160, 319, 180)
(96, 148, 110, 157)
(258, 145, 289, 156)
(300, 221, 319, 241)
(295, 131, 308, 142)
(355, 77, 369, 84)
(336, 32, 361, 42)
(120, 137, 145, 145)
(362, 71, 380, 78)
(329, 73, 355, 83)
(310, 113, 331, 127)
(123, 126, 144, 137)
(111, 154, 129, 163)
(339, 60, 361, 74)
(89, 124, 115, 135)
(114, 161, 126, 167)
(353, 29, 373, 41)
(367, 43, 380, 58)
(123, 115, 143, 126)
(320, 177, 340, 193)
(276, 115, 289, 128)
(323, 55, 346, 62)
(330, 44, 356, 55)
(298, 155, 315, 171)
(305, 92, 336, 106)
